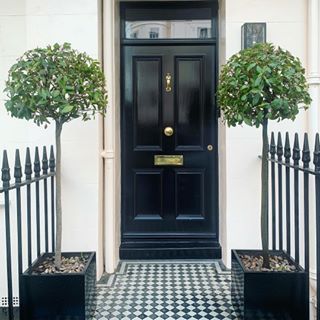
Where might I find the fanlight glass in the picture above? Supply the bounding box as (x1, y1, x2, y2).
(125, 20, 212, 39)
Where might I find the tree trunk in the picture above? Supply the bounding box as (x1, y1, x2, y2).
(55, 121, 63, 269)
(261, 119, 270, 268)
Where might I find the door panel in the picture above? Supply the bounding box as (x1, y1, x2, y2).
(133, 57, 163, 150)
(134, 170, 163, 219)
(175, 57, 204, 149)
(121, 45, 220, 259)
(175, 169, 205, 219)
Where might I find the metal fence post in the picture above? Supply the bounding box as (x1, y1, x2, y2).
(284, 132, 292, 255)
(293, 134, 301, 264)
(2, 151, 14, 320)
(313, 134, 320, 320)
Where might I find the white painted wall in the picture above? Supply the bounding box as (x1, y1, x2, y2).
(0, 0, 27, 303)
(1, 1, 319, 314)
(25, 0, 100, 253)
(0, 0, 101, 301)
(222, 0, 309, 267)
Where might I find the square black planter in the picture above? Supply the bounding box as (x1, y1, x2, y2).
(231, 250, 308, 320)
(20, 252, 96, 320)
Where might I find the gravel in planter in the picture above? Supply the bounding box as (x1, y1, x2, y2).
(239, 254, 297, 272)
(32, 255, 90, 275)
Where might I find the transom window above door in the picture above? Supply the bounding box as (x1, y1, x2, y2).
(121, 1, 217, 40)
(125, 20, 212, 39)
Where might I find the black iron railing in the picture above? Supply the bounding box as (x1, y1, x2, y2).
(0, 147, 56, 320)
(268, 132, 320, 319)
(2, 136, 320, 319)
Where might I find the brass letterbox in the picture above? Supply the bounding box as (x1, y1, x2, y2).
(154, 155, 183, 166)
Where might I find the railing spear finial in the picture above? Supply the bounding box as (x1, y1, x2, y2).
(42, 146, 48, 174)
(25, 147, 32, 180)
(1, 150, 11, 188)
(293, 133, 301, 162)
(49, 146, 55, 173)
(34, 147, 41, 178)
(284, 132, 291, 161)
(270, 132, 276, 158)
(277, 132, 283, 158)
(14, 150, 22, 183)
(302, 133, 311, 167)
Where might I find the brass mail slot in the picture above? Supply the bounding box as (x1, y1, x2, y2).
(154, 155, 183, 166)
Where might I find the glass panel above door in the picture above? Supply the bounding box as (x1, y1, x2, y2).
(125, 20, 212, 39)
(121, 2, 218, 40)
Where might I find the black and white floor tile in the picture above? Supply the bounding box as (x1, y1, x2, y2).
(93, 261, 238, 320)
(0, 261, 282, 319)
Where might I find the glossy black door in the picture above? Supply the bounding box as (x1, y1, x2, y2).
(121, 45, 220, 259)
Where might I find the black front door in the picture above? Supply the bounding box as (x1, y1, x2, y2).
(121, 44, 220, 259)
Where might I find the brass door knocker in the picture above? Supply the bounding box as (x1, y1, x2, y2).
(165, 73, 172, 92)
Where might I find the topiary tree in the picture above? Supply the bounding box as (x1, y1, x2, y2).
(218, 43, 311, 267)
(4, 43, 108, 269)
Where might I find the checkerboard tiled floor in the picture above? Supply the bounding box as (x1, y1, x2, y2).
(0, 260, 285, 320)
(93, 261, 238, 320)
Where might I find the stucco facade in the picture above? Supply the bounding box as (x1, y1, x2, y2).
(1, 0, 320, 315)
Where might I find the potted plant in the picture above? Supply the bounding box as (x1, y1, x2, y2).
(218, 43, 311, 319)
(4, 43, 107, 319)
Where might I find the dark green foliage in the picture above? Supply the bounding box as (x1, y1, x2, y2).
(218, 43, 311, 128)
(3, 43, 107, 269)
(218, 43, 311, 267)
(4, 43, 107, 125)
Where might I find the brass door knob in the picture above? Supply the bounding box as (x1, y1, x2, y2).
(207, 144, 213, 151)
(164, 126, 174, 137)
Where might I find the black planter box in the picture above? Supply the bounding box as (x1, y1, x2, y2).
(20, 252, 96, 320)
(231, 250, 308, 320)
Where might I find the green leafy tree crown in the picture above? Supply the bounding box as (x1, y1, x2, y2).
(218, 43, 311, 127)
(218, 43, 311, 268)
(3, 43, 107, 270)
(4, 42, 107, 125)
